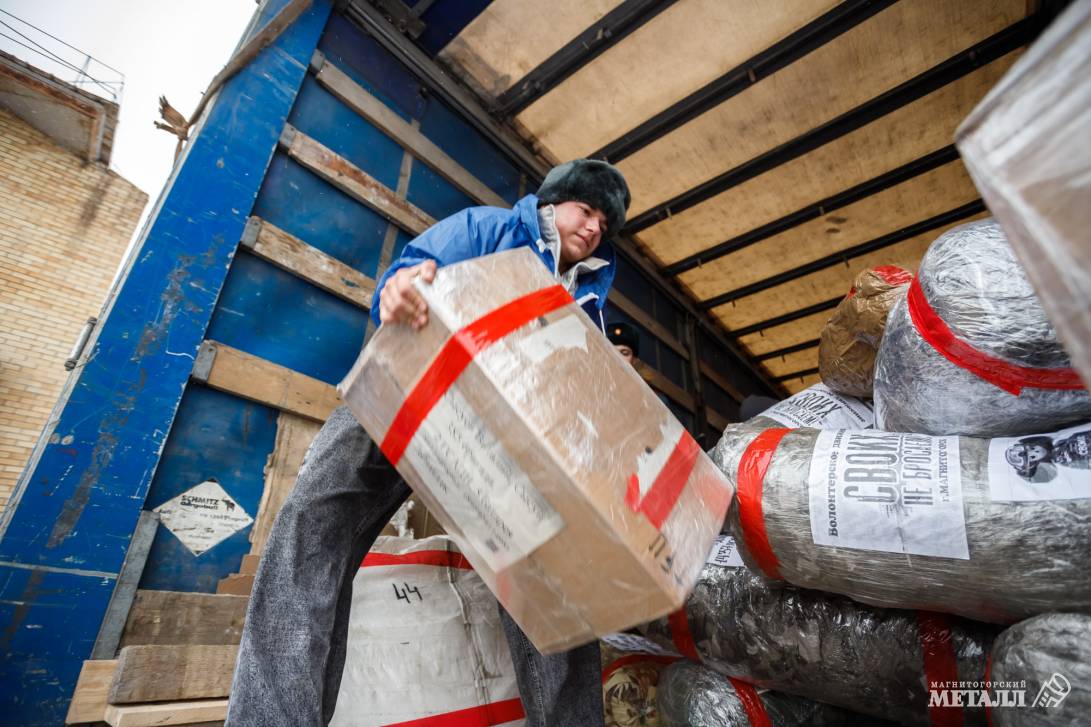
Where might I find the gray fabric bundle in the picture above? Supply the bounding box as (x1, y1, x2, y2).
(638, 562, 995, 726)
(657, 660, 891, 726)
(990, 614, 1091, 726)
(873, 218, 1091, 437)
(712, 424, 1091, 624)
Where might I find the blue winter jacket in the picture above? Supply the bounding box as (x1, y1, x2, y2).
(370, 194, 616, 330)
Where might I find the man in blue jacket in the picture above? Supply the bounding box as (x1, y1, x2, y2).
(227, 159, 630, 727)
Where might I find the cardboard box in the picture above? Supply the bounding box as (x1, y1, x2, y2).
(956, 0, 1091, 390)
(339, 248, 732, 653)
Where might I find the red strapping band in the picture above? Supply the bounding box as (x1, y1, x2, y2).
(380, 285, 573, 465)
(735, 428, 790, 581)
(600, 654, 680, 684)
(917, 611, 964, 727)
(382, 697, 525, 727)
(667, 608, 700, 662)
(907, 277, 1085, 396)
(362, 550, 473, 570)
(625, 430, 701, 529)
(874, 265, 913, 286)
(727, 677, 772, 727)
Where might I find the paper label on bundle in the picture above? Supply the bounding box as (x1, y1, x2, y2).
(807, 429, 968, 559)
(403, 387, 564, 571)
(987, 422, 1091, 501)
(762, 383, 874, 429)
(600, 631, 680, 657)
(706, 534, 745, 569)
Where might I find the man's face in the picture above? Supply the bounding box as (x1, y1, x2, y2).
(554, 200, 607, 266)
(614, 344, 634, 365)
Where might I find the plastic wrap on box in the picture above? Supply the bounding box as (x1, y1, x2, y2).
(657, 660, 890, 727)
(330, 535, 524, 726)
(819, 266, 912, 398)
(339, 248, 733, 653)
(639, 559, 995, 726)
(712, 421, 1091, 624)
(989, 613, 1091, 726)
(956, 0, 1091, 397)
(601, 652, 676, 727)
(873, 218, 1091, 437)
(744, 382, 873, 431)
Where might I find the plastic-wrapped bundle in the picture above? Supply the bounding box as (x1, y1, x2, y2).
(989, 614, 1091, 726)
(873, 218, 1091, 437)
(819, 266, 912, 398)
(743, 382, 873, 431)
(713, 422, 1091, 623)
(657, 660, 890, 726)
(639, 560, 995, 726)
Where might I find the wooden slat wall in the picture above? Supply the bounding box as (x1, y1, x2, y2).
(436, 0, 1031, 395)
(250, 413, 322, 555)
(615, 0, 1025, 215)
(717, 210, 991, 331)
(635, 53, 1019, 264)
(685, 161, 979, 301)
(438, 0, 623, 98)
(515, 0, 840, 161)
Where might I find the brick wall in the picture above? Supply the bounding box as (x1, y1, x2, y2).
(0, 109, 148, 512)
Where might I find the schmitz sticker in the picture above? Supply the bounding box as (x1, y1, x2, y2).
(154, 480, 254, 556)
(403, 387, 564, 572)
(761, 383, 874, 429)
(807, 429, 968, 559)
(706, 534, 744, 569)
(988, 422, 1091, 502)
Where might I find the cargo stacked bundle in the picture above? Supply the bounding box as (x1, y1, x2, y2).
(637, 21, 1091, 712)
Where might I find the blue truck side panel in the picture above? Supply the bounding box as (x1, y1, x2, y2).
(0, 2, 332, 722)
(0, 3, 753, 722)
(139, 387, 278, 593)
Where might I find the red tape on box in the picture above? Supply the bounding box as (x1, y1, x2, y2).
(381, 285, 573, 466)
(625, 430, 701, 529)
(362, 550, 473, 570)
(735, 428, 791, 581)
(917, 610, 964, 727)
(667, 608, 700, 662)
(381, 696, 526, 726)
(907, 277, 1084, 396)
(728, 677, 772, 727)
(846, 265, 911, 298)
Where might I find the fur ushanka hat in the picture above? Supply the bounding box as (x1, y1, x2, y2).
(536, 159, 631, 236)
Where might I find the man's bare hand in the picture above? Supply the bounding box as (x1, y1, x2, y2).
(378, 260, 437, 329)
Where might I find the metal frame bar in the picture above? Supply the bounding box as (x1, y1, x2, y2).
(624, 17, 1040, 233)
(595, 0, 896, 162)
(730, 296, 842, 338)
(345, 0, 784, 397)
(664, 145, 960, 275)
(701, 199, 985, 310)
(754, 338, 820, 361)
(494, 0, 676, 117)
